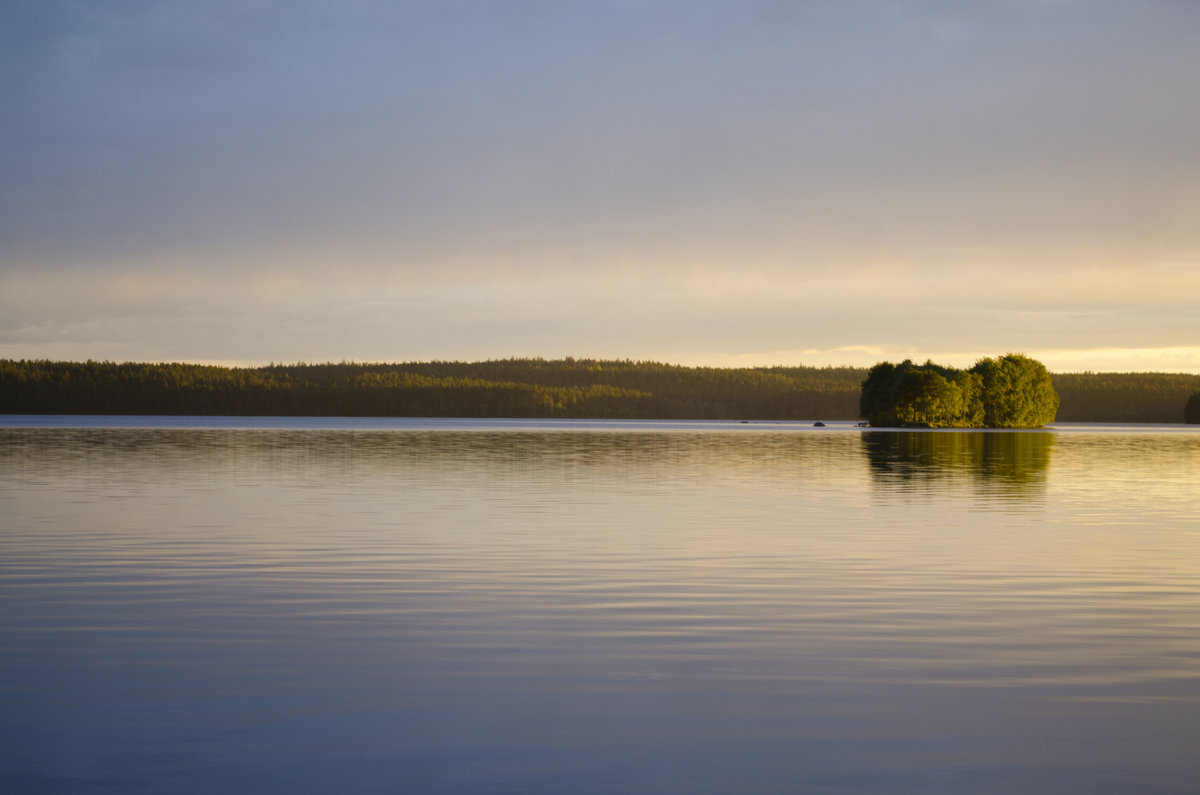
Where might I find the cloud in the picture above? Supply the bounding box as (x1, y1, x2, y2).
(4, 251, 1195, 371)
(2, 1, 1198, 369)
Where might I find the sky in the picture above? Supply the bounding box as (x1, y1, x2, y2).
(2, 0, 1198, 372)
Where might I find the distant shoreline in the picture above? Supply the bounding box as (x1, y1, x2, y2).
(3, 359, 1199, 424)
(2, 416, 1195, 435)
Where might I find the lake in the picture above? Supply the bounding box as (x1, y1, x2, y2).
(2, 417, 1199, 793)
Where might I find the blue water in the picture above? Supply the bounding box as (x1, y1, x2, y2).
(2, 418, 1198, 793)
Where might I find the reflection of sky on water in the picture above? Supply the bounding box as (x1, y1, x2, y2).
(2, 424, 1200, 793)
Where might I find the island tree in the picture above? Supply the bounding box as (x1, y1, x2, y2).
(859, 354, 1059, 428)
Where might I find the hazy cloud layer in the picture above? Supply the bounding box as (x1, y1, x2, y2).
(3, 1, 1198, 370)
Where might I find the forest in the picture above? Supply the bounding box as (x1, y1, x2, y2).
(0, 358, 862, 420)
(2, 358, 1199, 423)
(1055, 373, 1200, 423)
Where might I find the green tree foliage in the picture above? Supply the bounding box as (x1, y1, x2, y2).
(973, 354, 1059, 428)
(860, 355, 1058, 428)
(1186, 392, 1200, 424)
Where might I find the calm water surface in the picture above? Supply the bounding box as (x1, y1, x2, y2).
(2, 418, 1199, 793)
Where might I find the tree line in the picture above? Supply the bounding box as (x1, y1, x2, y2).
(0, 358, 862, 419)
(1052, 372, 1200, 423)
(2, 358, 1198, 422)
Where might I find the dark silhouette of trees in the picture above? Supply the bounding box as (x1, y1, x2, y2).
(0, 359, 862, 420)
(1051, 372, 1200, 422)
(1186, 392, 1200, 424)
(860, 355, 1058, 428)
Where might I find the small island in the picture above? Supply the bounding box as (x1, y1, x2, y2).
(859, 354, 1060, 428)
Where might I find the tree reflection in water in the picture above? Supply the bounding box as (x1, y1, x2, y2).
(861, 430, 1054, 494)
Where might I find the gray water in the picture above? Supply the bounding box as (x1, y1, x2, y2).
(2, 418, 1199, 793)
